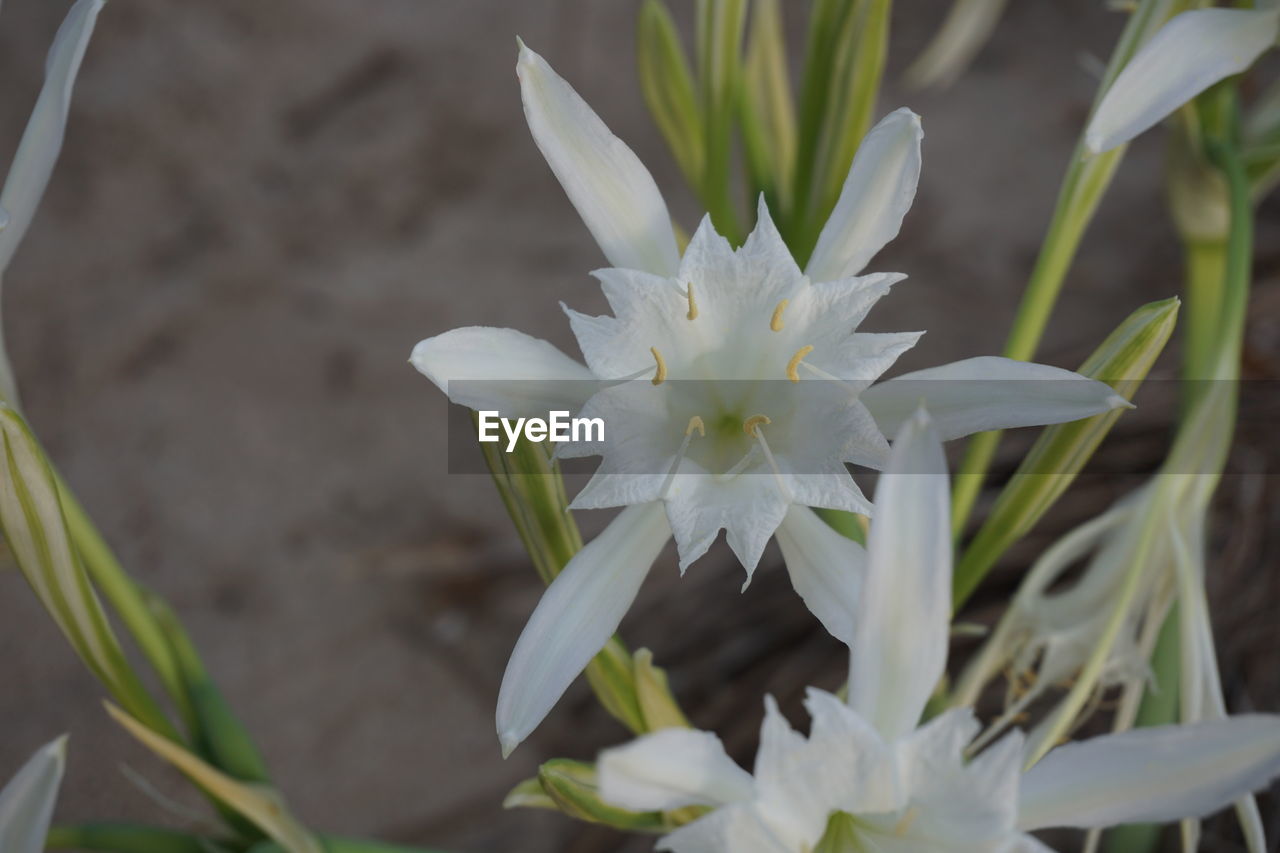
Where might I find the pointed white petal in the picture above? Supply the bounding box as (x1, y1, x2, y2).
(496, 503, 671, 755)
(517, 42, 680, 276)
(1086, 8, 1280, 154)
(861, 356, 1128, 442)
(0, 0, 104, 275)
(0, 737, 67, 853)
(410, 326, 595, 417)
(774, 506, 866, 645)
(599, 728, 754, 812)
(848, 409, 951, 741)
(805, 108, 923, 282)
(1018, 716, 1280, 830)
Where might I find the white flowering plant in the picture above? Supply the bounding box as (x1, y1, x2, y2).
(1, 1, 1279, 853)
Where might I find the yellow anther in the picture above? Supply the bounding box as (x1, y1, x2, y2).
(742, 414, 772, 437)
(650, 347, 667, 385)
(686, 282, 699, 320)
(686, 415, 705, 437)
(770, 298, 788, 332)
(786, 345, 814, 382)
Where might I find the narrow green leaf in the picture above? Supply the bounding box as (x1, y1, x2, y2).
(807, 0, 891, 246)
(106, 703, 323, 853)
(695, 0, 748, 241)
(739, 0, 795, 211)
(638, 0, 705, 189)
(953, 297, 1180, 610)
(46, 822, 229, 853)
(147, 592, 271, 784)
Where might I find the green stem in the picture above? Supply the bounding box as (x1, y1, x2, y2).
(949, 0, 1187, 538)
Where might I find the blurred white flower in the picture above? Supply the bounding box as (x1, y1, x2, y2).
(412, 43, 1128, 756)
(0, 737, 67, 853)
(0, 0, 105, 405)
(1086, 4, 1280, 154)
(599, 410, 1280, 853)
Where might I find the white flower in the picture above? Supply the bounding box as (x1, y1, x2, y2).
(599, 410, 1280, 853)
(1085, 4, 1280, 154)
(0, 737, 67, 853)
(0, 0, 105, 405)
(412, 43, 1128, 755)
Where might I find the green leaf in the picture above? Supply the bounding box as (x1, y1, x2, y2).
(695, 0, 748, 241)
(46, 822, 232, 853)
(106, 703, 323, 853)
(738, 0, 795, 211)
(147, 592, 271, 784)
(953, 297, 1180, 610)
(638, 0, 705, 190)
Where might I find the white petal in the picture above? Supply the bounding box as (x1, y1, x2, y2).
(0, 737, 67, 853)
(861, 356, 1128, 442)
(599, 728, 754, 812)
(496, 503, 671, 756)
(848, 408, 951, 741)
(805, 108, 923, 282)
(742, 696, 865, 849)
(517, 42, 679, 276)
(1086, 8, 1280, 154)
(1018, 716, 1280, 830)
(658, 804, 794, 853)
(410, 326, 595, 418)
(0, 0, 104, 275)
(774, 505, 866, 646)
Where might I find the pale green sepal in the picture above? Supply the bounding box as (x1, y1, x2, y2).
(502, 777, 558, 812)
(953, 297, 1179, 609)
(813, 812, 861, 853)
(0, 405, 167, 733)
(634, 648, 692, 731)
(538, 759, 669, 831)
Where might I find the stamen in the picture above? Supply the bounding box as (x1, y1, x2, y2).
(893, 806, 921, 837)
(742, 414, 772, 436)
(660, 415, 705, 498)
(720, 446, 759, 479)
(685, 282, 699, 320)
(650, 346, 667, 385)
(743, 414, 792, 502)
(786, 345, 814, 382)
(770, 299, 788, 332)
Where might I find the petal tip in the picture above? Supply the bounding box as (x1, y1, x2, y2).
(1107, 393, 1135, 411)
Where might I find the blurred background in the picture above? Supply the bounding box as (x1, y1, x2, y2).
(0, 1, 1277, 850)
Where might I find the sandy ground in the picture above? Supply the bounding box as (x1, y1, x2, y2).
(0, 1, 1276, 851)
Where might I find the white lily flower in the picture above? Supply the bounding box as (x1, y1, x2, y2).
(0, 737, 68, 853)
(599, 410, 1280, 852)
(1085, 4, 1280, 154)
(412, 43, 1128, 755)
(0, 0, 105, 405)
